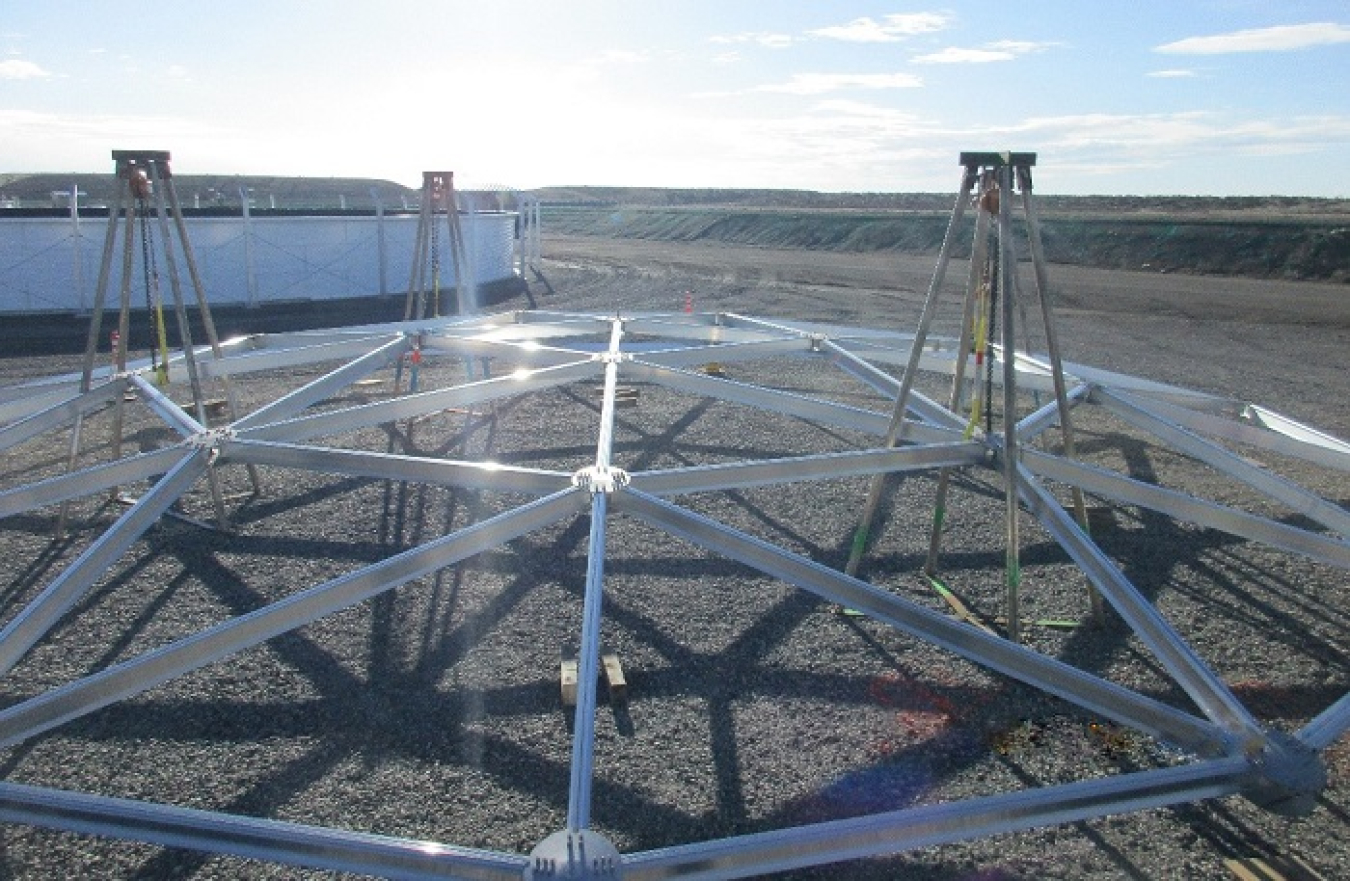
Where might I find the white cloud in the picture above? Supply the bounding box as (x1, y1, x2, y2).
(993, 111, 1350, 165)
(810, 13, 951, 43)
(913, 40, 1057, 64)
(1147, 69, 1198, 78)
(913, 47, 1015, 64)
(811, 99, 923, 120)
(988, 40, 1059, 54)
(1156, 22, 1350, 54)
(710, 31, 795, 49)
(753, 72, 924, 95)
(0, 59, 49, 79)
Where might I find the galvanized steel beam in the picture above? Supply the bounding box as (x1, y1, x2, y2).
(630, 443, 987, 496)
(1014, 462, 1266, 744)
(566, 319, 626, 832)
(0, 781, 525, 881)
(615, 488, 1226, 756)
(622, 757, 1248, 881)
(128, 372, 206, 437)
(818, 339, 965, 430)
(0, 378, 127, 453)
(0, 446, 190, 518)
(236, 359, 600, 444)
(1096, 388, 1350, 537)
(0, 488, 585, 748)
(0, 448, 212, 676)
(227, 441, 571, 496)
(1022, 449, 1350, 569)
(231, 334, 410, 431)
(626, 360, 956, 442)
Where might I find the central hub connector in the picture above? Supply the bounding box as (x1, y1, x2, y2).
(188, 426, 235, 453)
(526, 829, 622, 879)
(571, 466, 630, 495)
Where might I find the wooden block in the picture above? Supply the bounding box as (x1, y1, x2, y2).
(559, 658, 578, 707)
(1224, 855, 1328, 881)
(593, 385, 639, 400)
(1085, 505, 1116, 533)
(601, 653, 628, 704)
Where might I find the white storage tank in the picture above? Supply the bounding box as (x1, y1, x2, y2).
(0, 210, 520, 314)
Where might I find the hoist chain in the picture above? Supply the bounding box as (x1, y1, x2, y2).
(430, 203, 441, 318)
(985, 241, 998, 437)
(137, 197, 161, 370)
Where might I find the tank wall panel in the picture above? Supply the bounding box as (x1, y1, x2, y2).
(0, 212, 518, 313)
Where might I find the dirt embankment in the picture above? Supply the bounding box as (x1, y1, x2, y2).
(541, 204, 1350, 283)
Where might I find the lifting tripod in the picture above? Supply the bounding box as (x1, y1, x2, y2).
(403, 171, 471, 321)
(844, 152, 1100, 641)
(67, 150, 258, 533)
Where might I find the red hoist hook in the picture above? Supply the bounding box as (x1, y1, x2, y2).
(128, 166, 153, 200)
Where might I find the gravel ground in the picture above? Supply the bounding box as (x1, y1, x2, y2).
(0, 236, 1347, 879)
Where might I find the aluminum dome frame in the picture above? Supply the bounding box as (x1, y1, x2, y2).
(0, 298, 1348, 878)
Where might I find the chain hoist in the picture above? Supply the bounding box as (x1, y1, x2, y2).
(430, 189, 442, 318)
(130, 167, 171, 385)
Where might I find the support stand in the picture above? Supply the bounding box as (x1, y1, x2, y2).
(844, 151, 1100, 640)
(403, 172, 470, 322)
(69, 150, 258, 533)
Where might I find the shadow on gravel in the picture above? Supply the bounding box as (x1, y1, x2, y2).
(1057, 430, 1350, 688)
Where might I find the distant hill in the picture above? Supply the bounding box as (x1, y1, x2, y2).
(530, 186, 1350, 219)
(4, 175, 1346, 280)
(5, 174, 1348, 216)
(535, 189, 1350, 283)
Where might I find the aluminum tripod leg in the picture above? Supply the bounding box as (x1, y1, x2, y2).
(444, 173, 471, 318)
(78, 179, 127, 394)
(106, 190, 138, 495)
(165, 175, 262, 497)
(404, 188, 432, 320)
(57, 180, 134, 539)
(147, 160, 229, 530)
(844, 163, 976, 577)
(925, 176, 995, 575)
(1016, 164, 1103, 624)
(996, 163, 1023, 643)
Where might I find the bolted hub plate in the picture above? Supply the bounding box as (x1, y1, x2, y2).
(525, 829, 623, 880)
(1241, 731, 1328, 818)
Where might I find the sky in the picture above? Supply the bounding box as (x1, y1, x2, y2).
(2, 1, 1349, 196)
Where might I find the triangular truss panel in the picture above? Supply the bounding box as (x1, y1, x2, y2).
(2, 295, 1347, 877)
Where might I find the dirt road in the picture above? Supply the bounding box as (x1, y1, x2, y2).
(540, 234, 1350, 435)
